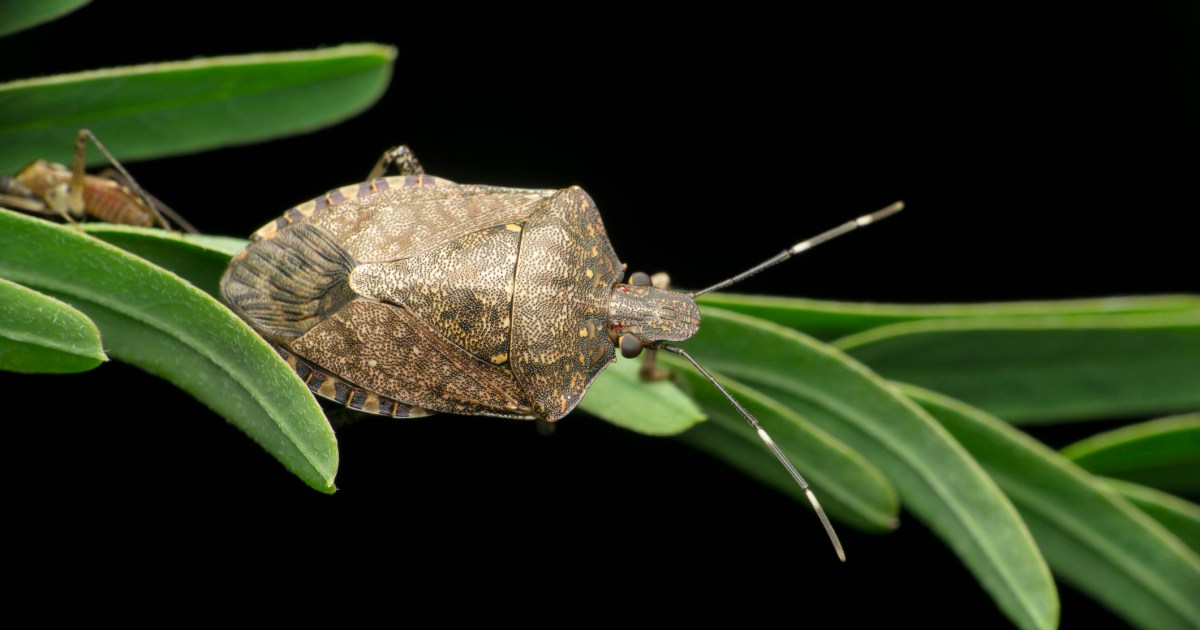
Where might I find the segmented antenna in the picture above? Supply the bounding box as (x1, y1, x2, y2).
(660, 344, 846, 562)
(662, 201, 905, 560)
(690, 201, 904, 298)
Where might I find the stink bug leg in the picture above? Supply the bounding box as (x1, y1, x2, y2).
(622, 270, 674, 382)
(368, 145, 425, 179)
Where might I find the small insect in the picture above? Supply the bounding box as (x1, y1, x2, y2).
(221, 145, 902, 560)
(0, 129, 196, 232)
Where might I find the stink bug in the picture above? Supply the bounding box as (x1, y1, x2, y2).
(221, 145, 901, 560)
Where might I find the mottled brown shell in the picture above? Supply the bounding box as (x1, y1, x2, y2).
(221, 175, 625, 421)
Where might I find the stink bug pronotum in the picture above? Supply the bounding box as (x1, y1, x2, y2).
(221, 145, 902, 560)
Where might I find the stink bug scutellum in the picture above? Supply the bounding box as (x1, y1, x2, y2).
(221, 145, 902, 561)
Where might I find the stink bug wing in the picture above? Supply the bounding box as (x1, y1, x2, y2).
(223, 220, 534, 419)
(226, 175, 555, 348)
(290, 297, 534, 419)
(251, 175, 453, 242)
(222, 176, 565, 421)
(510, 186, 625, 420)
(259, 175, 557, 263)
(349, 222, 521, 367)
(222, 223, 357, 344)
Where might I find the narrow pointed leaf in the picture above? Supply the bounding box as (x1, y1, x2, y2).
(907, 385, 1200, 630)
(0, 0, 90, 38)
(180, 233, 254, 258)
(0, 208, 336, 492)
(0, 276, 105, 372)
(686, 307, 1056, 630)
(671, 362, 899, 533)
(0, 43, 396, 173)
(1105, 479, 1200, 554)
(833, 314, 1200, 423)
(82, 224, 245, 299)
(700, 292, 1200, 341)
(1062, 415, 1200, 492)
(578, 357, 705, 435)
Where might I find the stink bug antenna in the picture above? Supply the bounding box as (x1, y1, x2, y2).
(664, 201, 904, 559)
(659, 344, 846, 562)
(689, 201, 904, 298)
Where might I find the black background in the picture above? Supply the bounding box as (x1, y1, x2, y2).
(5, 3, 1198, 627)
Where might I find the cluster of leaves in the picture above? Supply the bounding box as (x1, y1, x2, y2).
(1, 4, 1197, 629)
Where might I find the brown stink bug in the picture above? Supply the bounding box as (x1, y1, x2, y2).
(0, 129, 196, 232)
(220, 145, 901, 561)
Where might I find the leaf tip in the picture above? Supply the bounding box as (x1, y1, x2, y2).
(310, 475, 337, 494)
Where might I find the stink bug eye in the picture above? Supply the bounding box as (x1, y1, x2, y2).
(220, 143, 902, 562)
(628, 271, 652, 286)
(619, 334, 644, 359)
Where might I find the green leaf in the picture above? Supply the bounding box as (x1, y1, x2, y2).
(907, 384, 1200, 630)
(1062, 415, 1200, 493)
(833, 313, 1200, 424)
(82, 224, 244, 299)
(1105, 478, 1200, 554)
(700, 292, 1200, 341)
(0, 0, 90, 38)
(180, 233, 254, 258)
(579, 356, 706, 436)
(0, 275, 104, 372)
(671, 361, 899, 533)
(686, 307, 1056, 630)
(0, 43, 396, 173)
(0, 208, 337, 492)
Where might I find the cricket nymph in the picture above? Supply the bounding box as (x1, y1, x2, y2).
(0, 130, 196, 233)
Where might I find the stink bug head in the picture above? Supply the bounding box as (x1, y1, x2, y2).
(608, 283, 700, 353)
